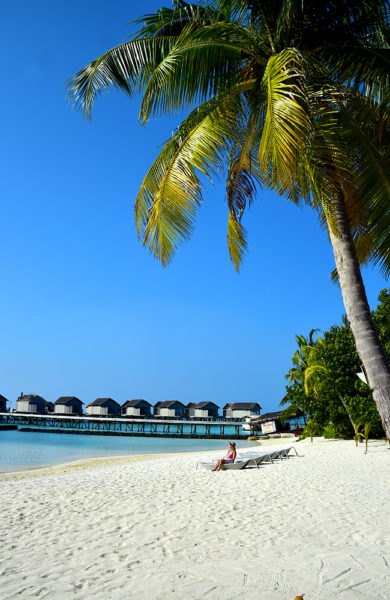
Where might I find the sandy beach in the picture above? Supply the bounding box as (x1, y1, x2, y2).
(1, 438, 390, 600)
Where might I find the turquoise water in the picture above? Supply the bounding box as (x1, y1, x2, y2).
(0, 430, 252, 473)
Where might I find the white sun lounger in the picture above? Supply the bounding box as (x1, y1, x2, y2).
(198, 459, 250, 471)
(235, 451, 273, 468)
(242, 445, 298, 458)
(278, 446, 298, 459)
(238, 446, 299, 468)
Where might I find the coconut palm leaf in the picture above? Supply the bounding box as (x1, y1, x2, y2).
(132, 1, 219, 38)
(304, 363, 328, 397)
(280, 402, 301, 422)
(67, 1, 225, 119)
(227, 211, 248, 270)
(135, 84, 249, 234)
(135, 92, 243, 264)
(226, 102, 262, 269)
(259, 48, 312, 198)
(138, 22, 253, 122)
(66, 36, 178, 119)
(339, 106, 390, 277)
(327, 46, 390, 98)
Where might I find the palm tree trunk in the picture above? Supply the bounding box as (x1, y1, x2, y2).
(338, 394, 354, 431)
(328, 196, 390, 438)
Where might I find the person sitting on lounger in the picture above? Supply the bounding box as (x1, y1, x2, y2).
(212, 442, 237, 471)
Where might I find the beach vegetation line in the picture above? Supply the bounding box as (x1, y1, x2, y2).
(282, 288, 389, 442)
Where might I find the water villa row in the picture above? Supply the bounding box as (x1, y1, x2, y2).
(0, 394, 261, 420)
(0, 395, 305, 439)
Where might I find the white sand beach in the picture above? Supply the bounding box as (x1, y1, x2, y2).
(1, 438, 390, 600)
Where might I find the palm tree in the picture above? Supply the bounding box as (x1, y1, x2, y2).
(303, 338, 355, 433)
(280, 329, 319, 421)
(286, 329, 320, 387)
(67, 1, 390, 435)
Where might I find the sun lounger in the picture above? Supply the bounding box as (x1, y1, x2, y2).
(237, 451, 272, 466)
(233, 450, 274, 468)
(278, 446, 298, 459)
(197, 459, 250, 471)
(198, 445, 299, 471)
(246, 453, 274, 468)
(238, 445, 299, 468)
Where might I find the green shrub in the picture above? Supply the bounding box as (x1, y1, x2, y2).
(300, 420, 322, 441)
(323, 423, 343, 439)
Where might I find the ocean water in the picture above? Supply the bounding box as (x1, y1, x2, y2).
(0, 430, 252, 473)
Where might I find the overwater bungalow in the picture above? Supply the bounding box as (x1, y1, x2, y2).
(85, 398, 121, 417)
(186, 402, 220, 419)
(16, 394, 47, 414)
(184, 402, 197, 419)
(223, 402, 262, 419)
(54, 397, 84, 416)
(122, 399, 152, 418)
(154, 400, 185, 418)
(0, 394, 9, 412)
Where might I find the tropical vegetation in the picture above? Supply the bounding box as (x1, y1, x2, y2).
(281, 288, 390, 439)
(67, 1, 390, 435)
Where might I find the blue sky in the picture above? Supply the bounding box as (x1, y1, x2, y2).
(0, 0, 387, 411)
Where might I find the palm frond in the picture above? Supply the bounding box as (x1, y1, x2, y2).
(227, 210, 248, 270)
(139, 22, 251, 122)
(304, 364, 327, 396)
(324, 46, 390, 101)
(298, 82, 354, 215)
(339, 106, 390, 277)
(226, 104, 262, 270)
(275, 0, 300, 48)
(131, 1, 218, 38)
(259, 48, 312, 199)
(280, 403, 301, 421)
(135, 93, 242, 265)
(66, 37, 176, 118)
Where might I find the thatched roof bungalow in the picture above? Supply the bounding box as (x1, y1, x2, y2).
(85, 398, 121, 417)
(186, 402, 220, 419)
(0, 394, 9, 412)
(54, 397, 83, 416)
(16, 394, 47, 414)
(154, 400, 185, 418)
(122, 399, 152, 418)
(223, 402, 261, 419)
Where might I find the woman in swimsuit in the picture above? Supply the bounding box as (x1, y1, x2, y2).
(212, 442, 237, 471)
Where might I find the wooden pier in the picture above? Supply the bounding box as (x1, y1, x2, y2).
(0, 412, 248, 439)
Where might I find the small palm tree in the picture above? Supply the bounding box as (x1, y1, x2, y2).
(281, 329, 319, 422)
(303, 338, 355, 433)
(363, 422, 372, 452)
(286, 330, 320, 386)
(354, 421, 372, 450)
(67, 0, 390, 436)
(352, 421, 363, 447)
(306, 418, 316, 444)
